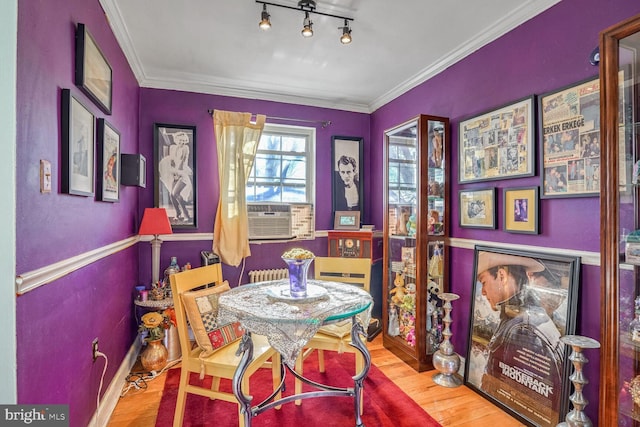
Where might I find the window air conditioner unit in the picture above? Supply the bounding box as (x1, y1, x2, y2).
(248, 203, 293, 240)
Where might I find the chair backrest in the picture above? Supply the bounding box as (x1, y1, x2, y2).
(169, 263, 224, 355)
(313, 256, 371, 293)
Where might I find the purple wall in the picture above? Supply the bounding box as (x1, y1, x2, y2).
(14, 0, 640, 425)
(370, 0, 640, 422)
(16, 0, 140, 425)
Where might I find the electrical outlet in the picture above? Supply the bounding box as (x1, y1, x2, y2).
(92, 338, 99, 362)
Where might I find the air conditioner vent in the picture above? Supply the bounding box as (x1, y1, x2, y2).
(248, 203, 293, 240)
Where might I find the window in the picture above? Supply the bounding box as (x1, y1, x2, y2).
(246, 123, 315, 204)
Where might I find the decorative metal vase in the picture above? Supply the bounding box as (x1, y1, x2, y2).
(432, 292, 462, 387)
(140, 339, 168, 372)
(282, 256, 314, 298)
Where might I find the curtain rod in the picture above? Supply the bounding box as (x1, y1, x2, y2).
(207, 109, 331, 128)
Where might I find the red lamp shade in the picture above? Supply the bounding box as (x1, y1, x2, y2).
(139, 208, 173, 236)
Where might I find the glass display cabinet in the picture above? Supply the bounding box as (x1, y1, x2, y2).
(600, 12, 640, 426)
(382, 114, 449, 371)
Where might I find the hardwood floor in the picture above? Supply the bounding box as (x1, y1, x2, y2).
(106, 335, 524, 426)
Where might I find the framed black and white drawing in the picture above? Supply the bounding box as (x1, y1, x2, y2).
(96, 119, 120, 202)
(61, 89, 95, 197)
(154, 123, 197, 228)
(331, 136, 364, 223)
(75, 23, 112, 115)
(465, 246, 580, 427)
(458, 188, 496, 229)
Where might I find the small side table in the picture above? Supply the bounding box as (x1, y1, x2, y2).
(134, 297, 181, 362)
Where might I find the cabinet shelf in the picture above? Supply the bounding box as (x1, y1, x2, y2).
(382, 114, 450, 372)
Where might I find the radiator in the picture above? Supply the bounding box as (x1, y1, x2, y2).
(248, 268, 289, 283)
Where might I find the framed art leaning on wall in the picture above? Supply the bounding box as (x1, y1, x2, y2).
(465, 246, 580, 427)
(154, 123, 197, 228)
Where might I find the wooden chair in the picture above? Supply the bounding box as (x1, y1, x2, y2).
(294, 256, 371, 403)
(170, 263, 281, 427)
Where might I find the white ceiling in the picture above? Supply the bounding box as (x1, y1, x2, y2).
(100, 0, 560, 113)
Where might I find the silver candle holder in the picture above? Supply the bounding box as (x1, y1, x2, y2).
(432, 292, 462, 387)
(556, 334, 600, 427)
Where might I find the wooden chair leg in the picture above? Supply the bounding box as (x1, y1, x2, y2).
(173, 370, 189, 427)
(211, 376, 221, 399)
(295, 353, 303, 405)
(272, 353, 282, 409)
(317, 349, 325, 372)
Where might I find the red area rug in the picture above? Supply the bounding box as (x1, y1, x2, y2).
(155, 351, 442, 427)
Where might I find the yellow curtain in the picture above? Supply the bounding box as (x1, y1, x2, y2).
(212, 110, 266, 266)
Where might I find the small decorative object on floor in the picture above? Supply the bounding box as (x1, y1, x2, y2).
(281, 248, 315, 298)
(556, 334, 600, 427)
(141, 339, 168, 372)
(432, 292, 462, 387)
(138, 311, 173, 371)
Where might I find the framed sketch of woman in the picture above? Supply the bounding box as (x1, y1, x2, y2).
(331, 136, 364, 225)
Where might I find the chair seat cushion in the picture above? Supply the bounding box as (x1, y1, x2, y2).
(317, 319, 352, 339)
(181, 281, 243, 357)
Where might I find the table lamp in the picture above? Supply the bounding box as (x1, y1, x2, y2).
(139, 208, 173, 284)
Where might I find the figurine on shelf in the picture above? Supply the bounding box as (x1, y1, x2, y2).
(390, 271, 406, 307)
(388, 307, 399, 336)
(629, 296, 640, 343)
(406, 214, 417, 237)
(396, 206, 410, 236)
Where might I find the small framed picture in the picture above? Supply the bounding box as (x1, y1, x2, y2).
(503, 186, 539, 234)
(334, 210, 361, 230)
(96, 119, 120, 202)
(459, 188, 496, 229)
(61, 89, 95, 197)
(75, 23, 112, 115)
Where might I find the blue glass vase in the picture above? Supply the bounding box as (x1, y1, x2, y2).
(282, 256, 314, 298)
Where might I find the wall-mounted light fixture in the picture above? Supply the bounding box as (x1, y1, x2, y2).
(256, 0, 354, 44)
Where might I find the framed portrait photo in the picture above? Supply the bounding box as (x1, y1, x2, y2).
(333, 210, 361, 230)
(75, 23, 112, 115)
(503, 187, 538, 234)
(96, 119, 121, 202)
(458, 188, 496, 229)
(61, 89, 95, 197)
(154, 123, 197, 228)
(458, 96, 535, 183)
(465, 246, 580, 427)
(332, 136, 364, 223)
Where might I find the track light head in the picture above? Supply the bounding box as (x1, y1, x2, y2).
(259, 4, 271, 30)
(301, 11, 313, 37)
(340, 19, 352, 44)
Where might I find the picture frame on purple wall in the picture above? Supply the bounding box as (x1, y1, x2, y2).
(96, 118, 120, 202)
(465, 245, 580, 427)
(331, 136, 364, 226)
(458, 96, 536, 184)
(75, 23, 112, 115)
(503, 186, 538, 234)
(61, 89, 95, 197)
(154, 123, 197, 229)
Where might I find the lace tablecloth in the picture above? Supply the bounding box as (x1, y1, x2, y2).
(217, 280, 372, 367)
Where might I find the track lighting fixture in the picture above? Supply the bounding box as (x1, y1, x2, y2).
(256, 0, 354, 44)
(259, 4, 271, 30)
(339, 19, 351, 44)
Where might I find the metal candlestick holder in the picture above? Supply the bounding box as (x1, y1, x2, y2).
(556, 334, 600, 427)
(433, 292, 462, 387)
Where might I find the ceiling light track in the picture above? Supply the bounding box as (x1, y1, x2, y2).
(256, 0, 354, 44)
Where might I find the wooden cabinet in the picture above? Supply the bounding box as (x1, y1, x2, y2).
(382, 114, 449, 371)
(600, 12, 640, 426)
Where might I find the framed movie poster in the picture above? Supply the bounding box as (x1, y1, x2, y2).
(154, 123, 197, 228)
(458, 188, 496, 229)
(458, 96, 535, 183)
(465, 246, 580, 427)
(331, 136, 364, 222)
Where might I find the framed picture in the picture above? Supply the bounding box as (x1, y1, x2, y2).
(465, 246, 580, 427)
(61, 89, 95, 196)
(332, 136, 364, 222)
(458, 96, 535, 183)
(458, 188, 496, 229)
(333, 210, 361, 230)
(96, 119, 120, 202)
(75, 23, 112, 115)
(154, 123, 197, 228)
(503, 187, 538, 234)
